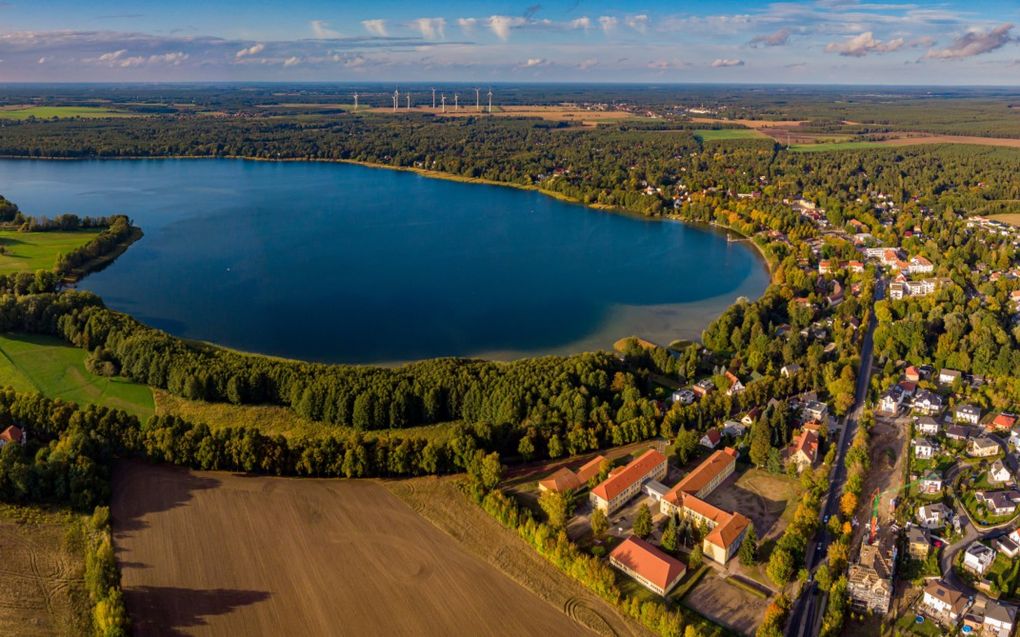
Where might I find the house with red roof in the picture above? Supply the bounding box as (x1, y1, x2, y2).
(990, 413, 1017, 432)
(538, 455, 607, 493)
(609, 536, 686, 596)
(786, 429, 819, 473)
(724, 371, 745, 396)
(589, 449, 667, 514)
(0, 425, 23, 448)
(700, 428, 721, 450)
(905, 366, 921, 382)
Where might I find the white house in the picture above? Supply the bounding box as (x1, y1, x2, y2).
(912, 389, 944, 416)
(989, 459, 1012, 485)
(983, 601, 1016, 637)
(722, 420, 746, 437)
(962, 541, 996, 576)
(939, 369, 963, 386)
(700, 428, 722, 450)
(908, 256, 934, 274)
(879, 389, 902, 415)
(976, 491, 1020, 517)
(921, 580, 968, 623)
(912, 437, 936, 459)
(801, 400, 829, 422)
(917, 503, 952, 529)
(954, 404, 982, 425)
(1012, 426, 1020, 451)
(780, 364, 800, 378)
(671, 389, 696, 405)
(916, 416, 940, 436)
(968, 436, 1000, 458)
(919, 471, 943, 495)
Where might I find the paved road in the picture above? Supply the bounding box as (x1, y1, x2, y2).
(786, 279, 883, 637)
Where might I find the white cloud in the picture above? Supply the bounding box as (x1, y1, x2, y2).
(569, 17, 591, 31)
(711, 58, 745, 67)
(98, 49, 127, 62)
(457, 18, 477, 35)
(522, 57, 548, 67)
(626, 15, 649, 34)
(598, 16, 618, 34)
(826, 32, 904, 57)
(150, 52, 188, 65)
(310, 20, 340, 39)
(577, 57, 598, 70)
(235, 43, 265, 59)
(362, 19, 387, 37)
(283, 56, 300, 67)
(750, 28, 792, 47)
(925, 23, 1014, 59)
(488, 15, 525, 41)
(413, 18, 446, 41)
(37, 56, 47, 64)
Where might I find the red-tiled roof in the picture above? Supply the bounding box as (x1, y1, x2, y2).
(705, 511, 751, 550)
(576, 455, 607, 484)
(0, 425, 22, 445)
(591, 449, 666, 502)
(539, 468, 581, 493)
(992, 414, 1017, 430)
(702, 428, 721, 446)
(664, 447, 737, 503)
(609, 536, 686, 591)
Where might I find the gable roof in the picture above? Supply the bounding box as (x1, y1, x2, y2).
(576, 455, 607, 484)
(704, 511, 751, 550)
(0, 425, 22, 444)
(591, 449, 666, 502)
(664, 447, 737, 503)
(923, 581, 967, 613)
(790, 429, 819, 462)
(609, 536, 686, 591)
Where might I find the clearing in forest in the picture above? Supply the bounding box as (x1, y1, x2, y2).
(0, 229, 100, 274)
(111, 462, 600, 637)
(0, 106, 133, 120)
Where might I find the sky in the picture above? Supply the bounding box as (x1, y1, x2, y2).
(1, 0, 1019, 84)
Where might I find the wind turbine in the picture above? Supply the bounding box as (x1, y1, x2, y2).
(431, 87, 436, 109)
(353, 91, 359, 111)
(393, 88, 399, 111)
(406, 93, 411, 110)
(454, 93, 459, 111)
(440, 93, 446, 113)
(475, 88, 480, 112)
(487, 88, 493, 113)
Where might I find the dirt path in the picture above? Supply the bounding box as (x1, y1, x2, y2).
(112, 461, 597, 637)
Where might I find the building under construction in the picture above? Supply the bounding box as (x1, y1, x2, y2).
(846, 528, 897, 614)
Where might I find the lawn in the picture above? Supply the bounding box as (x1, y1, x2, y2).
(0, 106, 134, 120)
(790, 140, 888, 152)
(0, 229, 100, 274)
(0, 333, 153, 421)
(990, 213, 1020, 227)
(694, 128, 764, 141)
(893, 610, 945, 637)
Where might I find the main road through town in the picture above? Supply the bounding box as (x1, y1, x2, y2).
(786, 278, 883, 637)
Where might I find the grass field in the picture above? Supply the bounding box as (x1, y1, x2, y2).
(0, 333, 153, 420)
(0, 106, 133, 120)
(0, 504, 90, 637)
(694, 129, 764, 141)
(0, 230, 101, 275)
(112, 462, 598, 636)
(989, 214, 1020, 227)
(790, 141, 888, 152)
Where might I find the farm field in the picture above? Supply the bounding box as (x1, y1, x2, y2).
(694, 129, 765, 142)
(111, 462, 599, 637)
(0, 333, 154, 420)
(367, 104, 636, 126)
(0, 229, 100, 274)
(990, 213, 1020, 227)
(0, 106, 133, 120)
(0, 505, 90, 637)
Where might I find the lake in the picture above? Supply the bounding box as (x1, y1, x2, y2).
(0, 159, 769, 364)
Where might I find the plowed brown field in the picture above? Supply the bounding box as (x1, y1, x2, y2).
(112, 461, 592, 637)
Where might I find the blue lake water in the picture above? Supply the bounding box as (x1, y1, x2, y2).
(0, 159, 769, 363)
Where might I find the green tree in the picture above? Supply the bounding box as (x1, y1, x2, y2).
(661, 516, 679, 552)
(633, 503, 653, 538)
(689, 543, 703, 570)
(548, 434, 563, 459)
(750, 418, 772, 468)
(738, 523, 758, 566)
(591, 506, 609, 540)
(674, 427, 700, 465)
(767, 547, 794, 585)
(815, 562, 832, 593)
(538, 489, 574, 530)
(517, 435, 535, 461)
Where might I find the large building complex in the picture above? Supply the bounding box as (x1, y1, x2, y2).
(589, 449, 668, 513)
(608, 536, 687, 596)
(659, 447, 750, 564)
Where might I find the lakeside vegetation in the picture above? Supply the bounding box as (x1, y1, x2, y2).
(0, 229, 101, 274)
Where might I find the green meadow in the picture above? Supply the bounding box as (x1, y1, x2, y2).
(694, 129, 764, 141)
(0, 106, 133, 120)
(0, 230, 101, 274)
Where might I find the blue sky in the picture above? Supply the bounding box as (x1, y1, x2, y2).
(1, 1, 1019, 83)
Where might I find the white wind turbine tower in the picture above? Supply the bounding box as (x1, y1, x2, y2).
(353, 91, 359, 111)
(454, 93, 459, 111)
(487, 88, 493, 113)
(431, 87, 436, 109)
(440, 93, 446, 113)
(406, 93, 411, 109)
(393, 88, 400, 111)
(475, 88, 480, 112)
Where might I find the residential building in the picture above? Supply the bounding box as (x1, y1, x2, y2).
(976, 491, 1020, 516)
(538, 455, 607, 493)
(906, 527, 929, 560)
(724, 371, 744, 396)
(989, 460, 1012, 485)
(590, 449, 668, 514)
(921, 580, 969, 624)
(905, 365, 921, 382)
(919, 471, 943, 495)
(700, 428, 721, 450)
(939, 369, 963, 386)
(608, 536, 686, 596)
(993, 534, 1020, 559)
(659, 448, 749, 564)
(983, 601, 1016, 637)
(1012, 426, 1020, 451)
(917, 503, 952, 529)
(780, 363, 801, 378)
(879, 389, 902, 415)
(912, 389, 944, 416)
(969, 436, 1000, 458)
(801, 400, 829, 422)
(847, 532, 897, 614)
(916, 416, 940, 436)
(723, 420, 747, 438)
(692, 379, 715, 398)
(670, 389, 695, 405)
(909, 256, 935, 274)
(0, 425, 22, 447)
(962, 542, 996, 576)
(912, 437, 936, 459)
(786, 429, 819, 473)
(947, 425, 973, 442)
(954, 404, 982, 425)
(991, 413, 1018, 432)
(848, 260, 864, 273)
